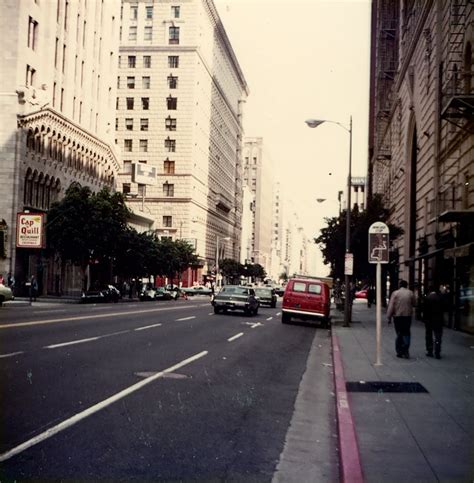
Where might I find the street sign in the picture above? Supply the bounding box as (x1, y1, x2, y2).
(16, 213, 45, 248)
(344, 253, 353, 275)
(368, 222, 389, 264)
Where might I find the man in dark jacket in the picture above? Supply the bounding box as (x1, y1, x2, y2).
(423, 286, 444, 359)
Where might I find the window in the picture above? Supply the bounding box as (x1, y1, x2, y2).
(122, 183, 131, 194)
(126, 97, 134, 109)
(138, 159, 147, 164)
(124, 139, 133, 152)
(64, 1, 68, 30)
(143, 55, 151, 68)
(62, 44, 66, 73)
(142, 76, 150, 89)
(144, 26, 152, 40)
(127, 76, 135, 89)
(167, 96, 177, 110)
(116, 97, 120, 109)
(26, 65, 36, 87)
(141, 97, 149, 110)
(123, 160, 132, 174)
(169, 26, 180, 45)
(165, 138, 176, 152)
(129, 26, 137, 41)
(171, 6, 180, 18)
(130, 5, 138, 20)
(293, 282, 307, 293)
(117, 76, 120, 89)
(125, 118, 133, 130)
(146, 6, 153, 19)
(115, 117, 118, 130)
(163, 183, 174, 197)
(168, 75, 178, 89)
(168, 56, 179, 68)
(165, 117, 177, 131)
(163, 216, 172, 227)
(308, 284, 322, 295)
(54, 38, 59, 68)
(139, 139, 148, 152)
(28, 17, 38, 50)
(164, 160, 175, 174)
(140, 118, 149, 131)
(128, 55, 136, 68)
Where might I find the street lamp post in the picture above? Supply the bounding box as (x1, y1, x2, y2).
(306, 116, 353, 327)
(216, 236, 230, 288)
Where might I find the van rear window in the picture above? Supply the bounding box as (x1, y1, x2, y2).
(293, 282, 307, 292)
(308, 284, 322, 294)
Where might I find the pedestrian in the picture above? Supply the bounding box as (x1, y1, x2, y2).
(30, 275, 39, 301)
(387, 280, 416, 359)
(423, 286, 444, 359)
(7, 272, 15, 289)
(367, 285, 375, 308)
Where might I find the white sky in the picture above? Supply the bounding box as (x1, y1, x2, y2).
(214, 0, 372, 235)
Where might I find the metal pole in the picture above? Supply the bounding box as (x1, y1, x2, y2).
(344, 115, 353, 327)
(216, 236, 219, 288)
(375, 261, 382, 365)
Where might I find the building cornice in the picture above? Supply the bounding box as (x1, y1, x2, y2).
(17, 107, 120, 172)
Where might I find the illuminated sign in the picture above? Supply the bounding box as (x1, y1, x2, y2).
(16, 213, 45, 248)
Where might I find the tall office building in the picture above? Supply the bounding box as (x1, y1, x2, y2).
(0, 0, 121, 295)
(242, 137, 273, 272)
(116, 0, 248, 281)
(368, 0, 473, 332)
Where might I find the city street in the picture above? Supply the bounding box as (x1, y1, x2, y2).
(0, 298, 337, 480)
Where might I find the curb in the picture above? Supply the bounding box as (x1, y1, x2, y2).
(331, 330, 364, 483)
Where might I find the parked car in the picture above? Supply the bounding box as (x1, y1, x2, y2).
(0, 284, 14, 305)
(139, 287, 158, 301)
(282, 277, 331, 327)
(254, 287, 277, 308)
(163, 286, 180, 300)
(355, 288, 368, 299)
(81, 284, 121, 303)
(181, 285, 213, 296)
(213, 285, 259, 316)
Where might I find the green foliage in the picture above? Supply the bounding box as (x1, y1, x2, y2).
(314, 194, 403, 281)
(220, 259, 243, 278)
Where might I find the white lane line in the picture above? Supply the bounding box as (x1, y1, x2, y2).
(276, 312, 281, 316)
(101, 330, 130, 338)
(250, 322, 263, 329)
(134, 323, 162, 331)
(266, 317, 273, 321)
(44, 337, 100, 349)
(0, 304, 202, 330)
(0, 351, 24, 359)
(176, 316, 196, 321)
(0, 350, 208, 463)
(208, 312, 214, 315)
(228, 332, 244, 342)
(33, 309, 68, 314)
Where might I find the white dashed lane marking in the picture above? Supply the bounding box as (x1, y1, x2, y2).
(0, 351, 24, 359)
(44, 337, 100, 349)
(134, 323, 162, 331)
(176, 316, 196, 321)
(227, 332, 244, 342)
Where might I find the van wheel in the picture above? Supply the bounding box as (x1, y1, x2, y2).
(282, 313, 291, 324)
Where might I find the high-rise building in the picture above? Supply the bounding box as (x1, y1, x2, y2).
(242, 137, 273, 272)
(0, 0, 121, 295)
(368, 0, 473, 332)
(116, 0, 248, 281)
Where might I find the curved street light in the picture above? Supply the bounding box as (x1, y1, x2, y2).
(216, 236, 231, 288)
(306, 116, 353, 327)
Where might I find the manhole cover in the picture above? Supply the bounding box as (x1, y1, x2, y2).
(346, 381, 428, 393)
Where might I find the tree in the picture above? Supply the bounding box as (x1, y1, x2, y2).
(46, 183, 131, 288)
(220, 259, 243, 284)
(315, 194, 403, 283)
(245, 263, 266, 281)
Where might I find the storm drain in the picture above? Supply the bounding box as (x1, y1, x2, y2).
(346, 381, 428, 393)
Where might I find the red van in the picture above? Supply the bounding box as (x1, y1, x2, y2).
(281, 277, 331, 327)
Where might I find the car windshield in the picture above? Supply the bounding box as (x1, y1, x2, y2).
(255, 288, 271, 295)
(222, 286, 249, 295)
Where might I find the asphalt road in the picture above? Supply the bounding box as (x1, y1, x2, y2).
(0, 298, 337, 480)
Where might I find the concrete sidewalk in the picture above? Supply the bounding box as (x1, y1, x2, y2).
(333, 300, 474, 482)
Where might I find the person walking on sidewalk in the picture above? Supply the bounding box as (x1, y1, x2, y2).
(387, 280, 416, 359)
(423, 286, 444, 359)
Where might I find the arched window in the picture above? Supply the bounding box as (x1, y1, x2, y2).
(23, 168, 33, 206)
(26, 130, 35, 151)
(45, 176, 51, 208)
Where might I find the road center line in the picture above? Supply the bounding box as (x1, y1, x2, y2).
(134, 323, 162, 331)
(266, 317, 273, 321)
(228, 332, 244, 342)
(0, 351, 24, 359)
(176, 316, 196, 321)
(44, 337, 100, 349)
(0, 304, 202, 330)
(0, 350, 208, 463)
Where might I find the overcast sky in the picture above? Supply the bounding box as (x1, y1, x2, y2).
(214, 0, 372, 236)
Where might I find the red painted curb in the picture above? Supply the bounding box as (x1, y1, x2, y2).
(332, 331, 364, 483)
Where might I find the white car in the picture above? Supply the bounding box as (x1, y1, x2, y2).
(0, 284, 14, 305)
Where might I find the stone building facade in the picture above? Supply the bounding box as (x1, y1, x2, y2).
(0, 0, 121, 295)
(369, 0, 473, 332)
(116, 0, 248, 282)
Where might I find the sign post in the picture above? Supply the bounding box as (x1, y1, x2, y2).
(369, 222, 389, 366)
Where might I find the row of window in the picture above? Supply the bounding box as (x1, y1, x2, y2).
(117, 97, 178, 110)
(123, 159, 175, 174)
(118, 75, 178, 89)
(126, 5, 180, 21)
(125, 26, 179, 44)
(123, 55, 179, 69)
(123, 182, 176, 197)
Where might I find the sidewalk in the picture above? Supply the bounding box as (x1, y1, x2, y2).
(332, 300, 474, 482)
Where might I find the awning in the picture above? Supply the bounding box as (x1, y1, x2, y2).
(439, 209, 474, 223)
(444, 242, 474, 259)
